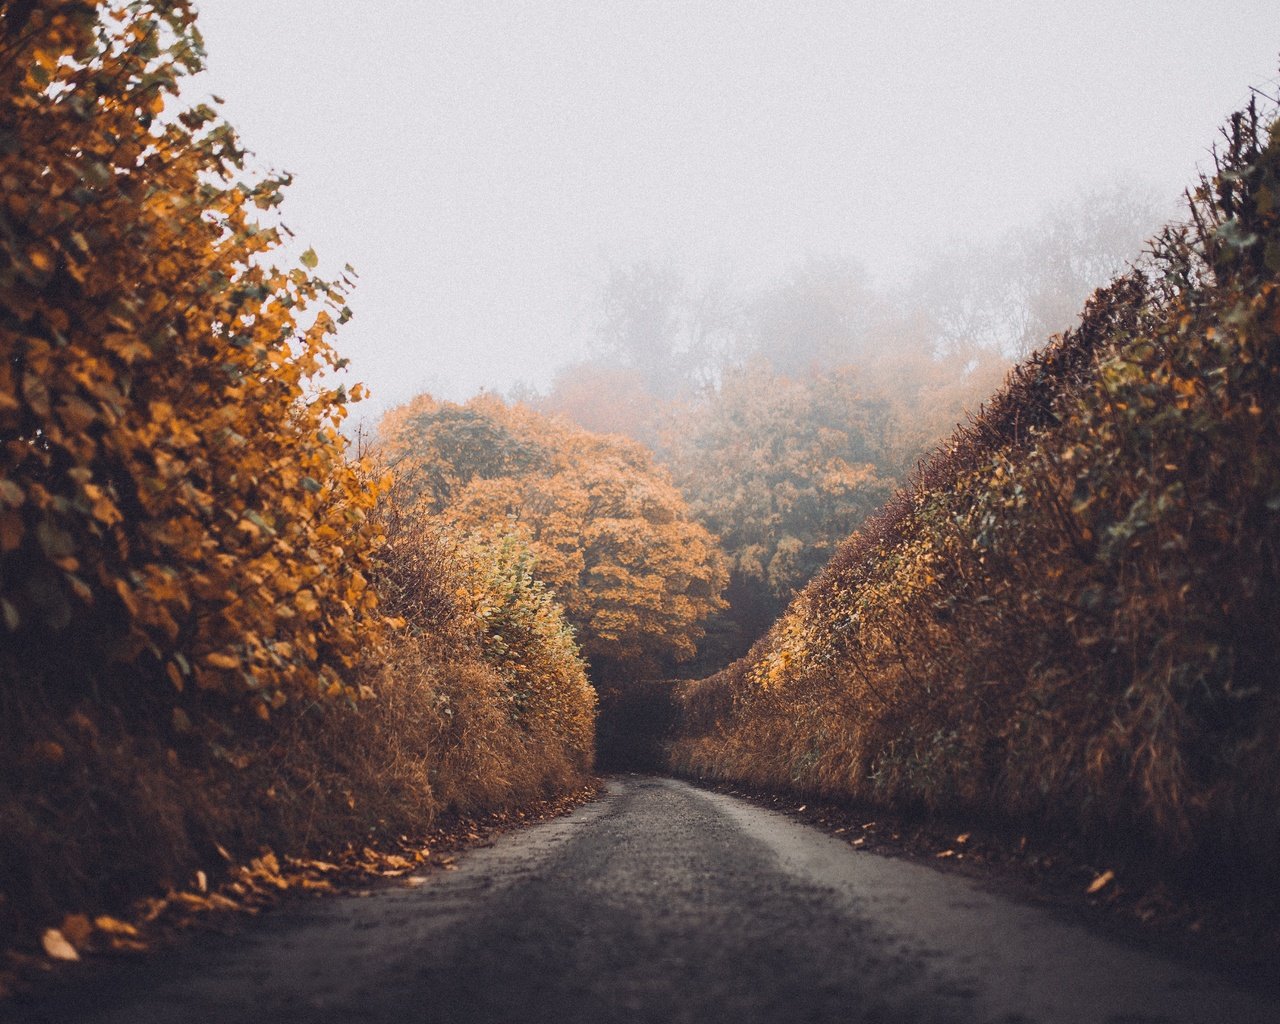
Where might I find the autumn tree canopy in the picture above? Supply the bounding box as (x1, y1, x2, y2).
(377, 394, 728, 680)
(657, 363, 896, 652)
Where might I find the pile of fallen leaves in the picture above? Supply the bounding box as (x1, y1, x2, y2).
(1, 781, 600, 999)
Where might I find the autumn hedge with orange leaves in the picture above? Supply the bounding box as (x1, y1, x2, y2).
(0, 1, 595, 956)
(0, 0, 389, 712)
(670, 95, 1280, 883)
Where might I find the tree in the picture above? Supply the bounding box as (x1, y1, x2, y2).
(577, 259, 740, 407)
(742, 256, 880, 377)
(377, 394, 728, 680)
(1009, 184, 1166, 357)
(594, 261, 685, 399)
(534, 361, 664, 446)
(661, 362, 896, 661)
(912, 183, 1166, 359)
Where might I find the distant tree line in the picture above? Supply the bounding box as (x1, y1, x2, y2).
(531, 184, 1164, 667)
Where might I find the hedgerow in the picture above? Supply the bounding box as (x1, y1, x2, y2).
(1, 1, 595, 954)
(670, 93, 1280, 880)
(0, 1, 383, 713)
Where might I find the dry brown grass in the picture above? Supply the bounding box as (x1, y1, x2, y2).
(667, 96, 1280, 886)
(1, 493, 597, 950)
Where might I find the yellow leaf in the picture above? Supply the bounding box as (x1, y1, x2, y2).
(41, 928, 79, 961)
(173, 891, 213, 911)
(1086, 869, 1115, 894)
(93, 915, 139, 938)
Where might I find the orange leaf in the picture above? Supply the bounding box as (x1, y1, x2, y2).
(94, 915, 139, 938)
(41, 929, 79, 961)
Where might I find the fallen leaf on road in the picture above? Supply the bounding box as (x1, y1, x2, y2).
(173, 892, 215, 911)
(94, 916, 139, 938)
(41, 929, 78, 962)
(936, 849, 955, 858)
(1086, 869, 1116, 894)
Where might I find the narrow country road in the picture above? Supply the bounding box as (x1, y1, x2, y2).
(12, 777, 1278, 1024)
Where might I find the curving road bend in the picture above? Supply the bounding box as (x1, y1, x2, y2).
(12, 777, 1279, 1024)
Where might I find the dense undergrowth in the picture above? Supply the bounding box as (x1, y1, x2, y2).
(0, 2, 594, 951)
(670, 95, 1280, 884)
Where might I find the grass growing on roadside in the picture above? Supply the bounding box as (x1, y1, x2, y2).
(670, 93, 1280, 886)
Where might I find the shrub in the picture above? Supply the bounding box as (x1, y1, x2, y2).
(0, 1, 384, 716)
(0, 3, 597, 951)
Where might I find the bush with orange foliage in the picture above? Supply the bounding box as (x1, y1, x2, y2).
(0, 2, 596, 958)
(0, 1, 383, 713)
(370, 494, 596, 797)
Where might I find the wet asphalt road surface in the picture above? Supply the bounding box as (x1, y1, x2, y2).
(10, 776, 1280, 1024)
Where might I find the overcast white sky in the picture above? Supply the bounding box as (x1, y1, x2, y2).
(191, 2, 1278, 422)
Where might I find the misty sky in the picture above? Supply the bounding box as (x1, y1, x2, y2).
(191, 2, 1279, 422)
